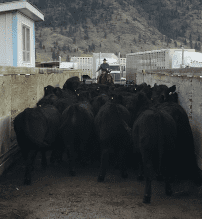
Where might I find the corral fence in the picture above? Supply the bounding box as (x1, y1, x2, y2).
(0, 66, 82, 175)
(134, 68, 202, 171)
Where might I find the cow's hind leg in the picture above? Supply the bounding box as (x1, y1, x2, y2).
(50, 137, 64, 164)
(143, 176, 152, 203)
(165, 177, 172, 196)
(78, 139, 90, 166)
(68, 141, 76, 176)
(119, 146, 128, 179)
(98, 140, 110, 182)
(137, 153, 144, 181)
(24, 150, 38, 185)
(143, 162, 153, 204)
(41, 150, 47, 168)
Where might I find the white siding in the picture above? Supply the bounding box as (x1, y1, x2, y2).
(0, 12, 13, 66)
(6, 13, 13, 66)
(0, 13, 7, 65)
(17, 11, 35, 67)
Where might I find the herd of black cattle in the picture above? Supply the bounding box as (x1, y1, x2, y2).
(13, 76, 201, 203)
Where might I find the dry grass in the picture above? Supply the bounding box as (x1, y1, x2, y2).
(32, 0, 202, 62)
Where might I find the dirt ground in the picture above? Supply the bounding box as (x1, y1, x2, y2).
(1, 152, 202, 219)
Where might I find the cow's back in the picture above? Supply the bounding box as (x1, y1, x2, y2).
(60, 102, 94, 142)
(132, 108, 177, 177)
(14, 105, 61, 150)
(95, 103, 131, 142)
(39, 105, 61, 145)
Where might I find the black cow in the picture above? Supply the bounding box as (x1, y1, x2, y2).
(53, 97, 78, 114)
(151, 84, 176, 104)
(63, 76, 80, 92)
(39, 85, 78, 114)
(90, 94, 109, 116)
(152, 84, 200, 183)
(44, 85, 55, 96)
(123, 92, 151, 127)
(53, 87, 77, 99)
(135, 83, 152, 100)
(132, 107, 177, 203)
(59, 100, 97, 176)
(14, 105, 61, 185)
(95, 84, 110, 96)
(44, 85, 78, 99)
(95, 96, 132, 182)
(37, 94, 59, 107)
(157, 102, 201, 184)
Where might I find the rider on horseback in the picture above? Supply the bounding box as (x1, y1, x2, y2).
(96, 58, 114, 84)
(96, 58, 110, 73)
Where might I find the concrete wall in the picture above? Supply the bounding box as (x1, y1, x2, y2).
(136, 69, 202, 170)
(0, 66, 81, 175)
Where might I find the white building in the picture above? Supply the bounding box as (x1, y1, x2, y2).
(0, 0, 44, 67)
(70, 56, 93, 78)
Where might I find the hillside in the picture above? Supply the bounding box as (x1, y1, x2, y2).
(1, 0, 202, 62)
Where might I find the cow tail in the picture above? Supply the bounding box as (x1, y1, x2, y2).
(71, 105, 78, 131)
(115, 104, 132, 137)
(24, 108, 49, 147)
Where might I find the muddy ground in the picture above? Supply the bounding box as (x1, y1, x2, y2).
(0, 152, 202, 219)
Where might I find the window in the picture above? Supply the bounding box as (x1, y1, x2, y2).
(22, 25, 30, 62)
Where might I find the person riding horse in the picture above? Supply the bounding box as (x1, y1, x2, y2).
(96, 58, 114, 84)
(96, 58, 110, 73)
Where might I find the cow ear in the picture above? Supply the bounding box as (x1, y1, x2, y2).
(173, 92, 178, 103)
(168, 85, 176, 93)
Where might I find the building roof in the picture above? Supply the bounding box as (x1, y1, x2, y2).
(126, 49, 196, 56)
(93, 53, 119, 60)
(126, 49, 168, 56)
(0, 0, 44, 21)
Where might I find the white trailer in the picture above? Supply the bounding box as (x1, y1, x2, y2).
(126, 49, 196, 83)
